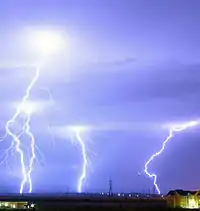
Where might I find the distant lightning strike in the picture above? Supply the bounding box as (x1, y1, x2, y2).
(76, 130, 88, 193)
(144, 120, 199, 194)
(5, 66, 40, 193)
(68, 126, 90, 193)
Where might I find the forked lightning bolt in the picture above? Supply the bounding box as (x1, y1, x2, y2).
(5, 66, 40, 193)
(75, 129, 88, 193)
(144, 120, 199, 194)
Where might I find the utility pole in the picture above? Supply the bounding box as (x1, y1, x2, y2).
(109, 178, 113, 196)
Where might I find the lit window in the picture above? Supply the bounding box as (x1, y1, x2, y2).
(188, 198, 198, 209)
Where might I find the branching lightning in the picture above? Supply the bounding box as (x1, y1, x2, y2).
(144, 120, 199, 194)
(0, 29, 64, 194)
(5, 66, 40, 193)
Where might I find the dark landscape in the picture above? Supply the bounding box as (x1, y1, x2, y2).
(0, 194, 167, 210)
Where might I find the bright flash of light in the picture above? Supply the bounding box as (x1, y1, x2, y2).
(69, 126, 90, 193)
(5, 66, 40, 193)
(27, 30, 65, 57)
(144, 120, 199, 194)
(18, 101, 38, 114)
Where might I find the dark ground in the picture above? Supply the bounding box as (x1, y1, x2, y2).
(0, 195, 195, 211)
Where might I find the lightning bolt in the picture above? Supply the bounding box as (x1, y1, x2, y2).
(68, 126, 91, 193)
(75, 129, 88, 193)
(1, 29, 64, 193)
(5, 66, 40, 193)
(144, 120, 199, 194)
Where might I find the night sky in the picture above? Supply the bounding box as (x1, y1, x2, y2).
(0, 0, 200, 194)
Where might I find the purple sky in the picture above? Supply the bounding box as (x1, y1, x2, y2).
(0, 0, 200, 194)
